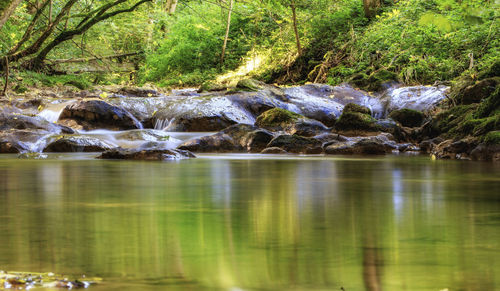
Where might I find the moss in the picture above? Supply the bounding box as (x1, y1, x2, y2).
(236, 78, 265, 91)
(389, 108, 424, 127)
(456, 77, 499, 105)
(343, 103, 371, 115)
(433, 104, 477, 135)
(335, 111, 381, 132)
(478, 60, 500, 80)
(255, 108, 303, 128)
(483, 131, 500, 145)
(348, 70, 397, 92)
(474, 86, 500, 118)
(198, 81, 228, 93)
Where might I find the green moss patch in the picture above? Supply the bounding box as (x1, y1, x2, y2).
(335, 111, 380, 132)
(255, 108, 303, 128)
(483, 131, 500, 145)
(343, 103, 371, 115)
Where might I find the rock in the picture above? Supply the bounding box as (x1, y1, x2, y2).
(457, 77, 499, 105)
(17, 152, 48, 159)
(432, 138, 480, 160)
(198, 81, 228, 93)
(261, 147, 288, 154)
(0, 113, 74, 134)
(470, 143, 500, 162)
(153, 95, 254, 131)
(255, 108, 328, 136)
(388, 108, 425, 127)
(0, 130, 54, 153)
(343, 103, 371, 115)
(236, 78, 267, 91)
(335, 110, 381, 133)
(98, 148, 196, 160)
(325, 139, 387, 155)
(266, 134, 322, 154)
(178, 124, 259, 153)
(419, 137, 444, 153)
(240, 129, 274, 153)
(117, 86, 161, 97)
(0, 141, 20, 153)
(314, 133, 349, 145)
(381, 85, 448, 117)
(58, 100, 143, 130)
(348, 70, 398, 92)
(43, 135, 114, 152)
(255, 108, 303, 129)
(114, 129, 172, 142)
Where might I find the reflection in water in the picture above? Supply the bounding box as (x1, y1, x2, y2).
(0, 156, 499, 290)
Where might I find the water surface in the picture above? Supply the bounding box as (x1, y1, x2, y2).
(0, 155, 499, 290)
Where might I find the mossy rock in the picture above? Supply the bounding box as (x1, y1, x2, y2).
(430, 104, 478, 137)
(255, 108, 303, 128)
(483, 131, 500, 145)
(236, 78, 266, 91)
(65, 80, 91, 90)
(474, 86, 500, 118)
(343, 103, 371, 115)
(348, 70, 398, 92)
(456, 77, 499, 105)
(388, 108, 425, 127)
(198, 81, 228, 93)
(335, 111, 381, 132)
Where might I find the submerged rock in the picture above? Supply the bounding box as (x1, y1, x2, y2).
(58, 100, 143, 130)
(44, 135, 114, 152)
(98, 148, 196, 160)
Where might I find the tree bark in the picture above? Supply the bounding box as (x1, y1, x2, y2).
(290, 0, 301, 54)
(0, 0, 23, 31)
(166, 0, 178, 14)
(220, 0, 234, 65)
(363, 0, 381, 18)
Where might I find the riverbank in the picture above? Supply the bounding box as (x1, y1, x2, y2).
(0, 77, 498, 161)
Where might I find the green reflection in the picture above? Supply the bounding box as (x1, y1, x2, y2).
(0, 156, 499, 290)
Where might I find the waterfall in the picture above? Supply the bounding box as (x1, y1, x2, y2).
(154, 118, 175, 130)
(38, 101, 75, 123)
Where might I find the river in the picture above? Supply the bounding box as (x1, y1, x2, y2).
(0, 154, 499, 290)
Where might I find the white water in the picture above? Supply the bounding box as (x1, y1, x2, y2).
(37, 100, 76, 123)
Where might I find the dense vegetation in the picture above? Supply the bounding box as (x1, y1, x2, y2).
(0, 0, 497, 90)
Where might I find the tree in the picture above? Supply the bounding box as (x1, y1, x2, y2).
(363, 0, 381, 18)
(0, 0, 23, 31)
(220, 0, 234, 65)
(0, 0, 152, 71)
(290, 0, 301, 54)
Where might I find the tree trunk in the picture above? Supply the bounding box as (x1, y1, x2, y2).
(363, 0, 381, 18)
(166, 0, 178, 14)
(220, 0, 234, 66)
(290, 0, 301, 54)
(0, 0, 23, 31)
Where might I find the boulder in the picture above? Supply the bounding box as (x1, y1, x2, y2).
(0, 113, 74, 134)
(261, 147, 288, 154)
(58, 100, 142, 130)
(153, 95, 254, 131)
(240, 129, 274, 153)
(178, 124, 259, 153)
(457, 77, 499, 105)
(335, 110, 381, 134)
(388, 108, 425, 127)
(0, 130, 54, 153)
(266, 134, 322, 154)
(43, 135, 114, 152)
(432, 138, 480, 160)
(98, 148, 196, 161)
(255, 108, 328, 136)
(0, 141, 20, 153)
(325, 139, 387, 155)
(343, 103, 371, 115)
(470, 143, 500, 162)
